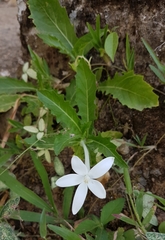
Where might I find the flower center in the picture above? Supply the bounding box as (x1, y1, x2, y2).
(84, 175, 90, 184)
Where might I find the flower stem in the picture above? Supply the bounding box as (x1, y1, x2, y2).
(80, 140, 90, 171)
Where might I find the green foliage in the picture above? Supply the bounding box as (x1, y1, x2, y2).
(125, 34, 135, 70)
(104, 32, 119, 62)
(39, 209, 47, 239)
(98, 70, 158, 110)
(62, 187, 74, 219)
(30, 151, 58, 214)
(28, 0, 78, 59)
(37, 90, 82, 134)
(100, 198, 125, 225)
(0, 168, 53, 212)
(75, 219, 98, 234)
(0, 0, 163, 239)
(142, 38, 165, 83)
(159, 222, 165, 233)
(0, 77, 36, 94)
(28, 46, 53, 88)
(75, 58, 96, 126)
(0, 95, 19, 112)
(47, 225, 81, 240)
(88, 135, 127, 168)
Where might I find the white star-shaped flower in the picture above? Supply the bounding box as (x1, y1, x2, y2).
(56, 155, 114, 215)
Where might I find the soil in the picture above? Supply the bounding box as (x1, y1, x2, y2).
(1, 0, 165, 239)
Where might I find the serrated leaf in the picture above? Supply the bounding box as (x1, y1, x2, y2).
(0, 77, 36, 94)
(37, 90, 82, 134)
(54, 130, 79, 155)
(75, 219, 97, 234)
(0, 95, 19, 112)
(104, 32, 119, 62)
(100, 198, 125, 225)
(98, 71, 158, 110)
(76, 59, 96, 125)
(47, 225, 81, 240)
(87, 135, 127, 168)
(28, 0, 77, 59)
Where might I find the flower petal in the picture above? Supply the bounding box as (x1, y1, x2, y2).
(71, 155, 88, 175)
(56, 174, 83, 187)
(72, 182, 88, 215)
(89, 157, 114, 179)
(88, 179, 106, 198)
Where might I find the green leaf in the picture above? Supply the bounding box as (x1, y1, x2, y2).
(100, 198, 125, 225)
(65, 79, 76, 106)
(0, 95, 19, 112)
(142, 38, 165, 74)
(123, 167, 133, 195)
(47, 225, 81, 240)
(28, 0, 77, 59)
(142, 207, 156, 226)
(37, 90, 82, 134)
(54, 157, 65, 176)
(28, 46, 53, 87)
(0, 77, 36, 94)
(149, 65, 165, 83)
(104, 32, 119, 62)
(159, 221, 165, 233)
(72, 32, 95, 56)
(54, 130, 79, 155)
(0, 168, 53, 212)
(76, 58, 96, 125)
(114, 213, 137, 227)
(0, 154, 12, 168)
(134, 190, 144, 219)
(63, 187, 74, 219)
(146, 192, 165, 207)
(87, 16, 103, 49)
(125, 34, 135, 70)
(124, 229, 136, 240)
(98, 71, 158, 111)
(39, 209, 47, 238)
(30, 151, 57, 214)
(75, 219, 98, 234)
(10, 210, 55, 223)
(95, 228, 110, 240)
(88, 135, 127, 168)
